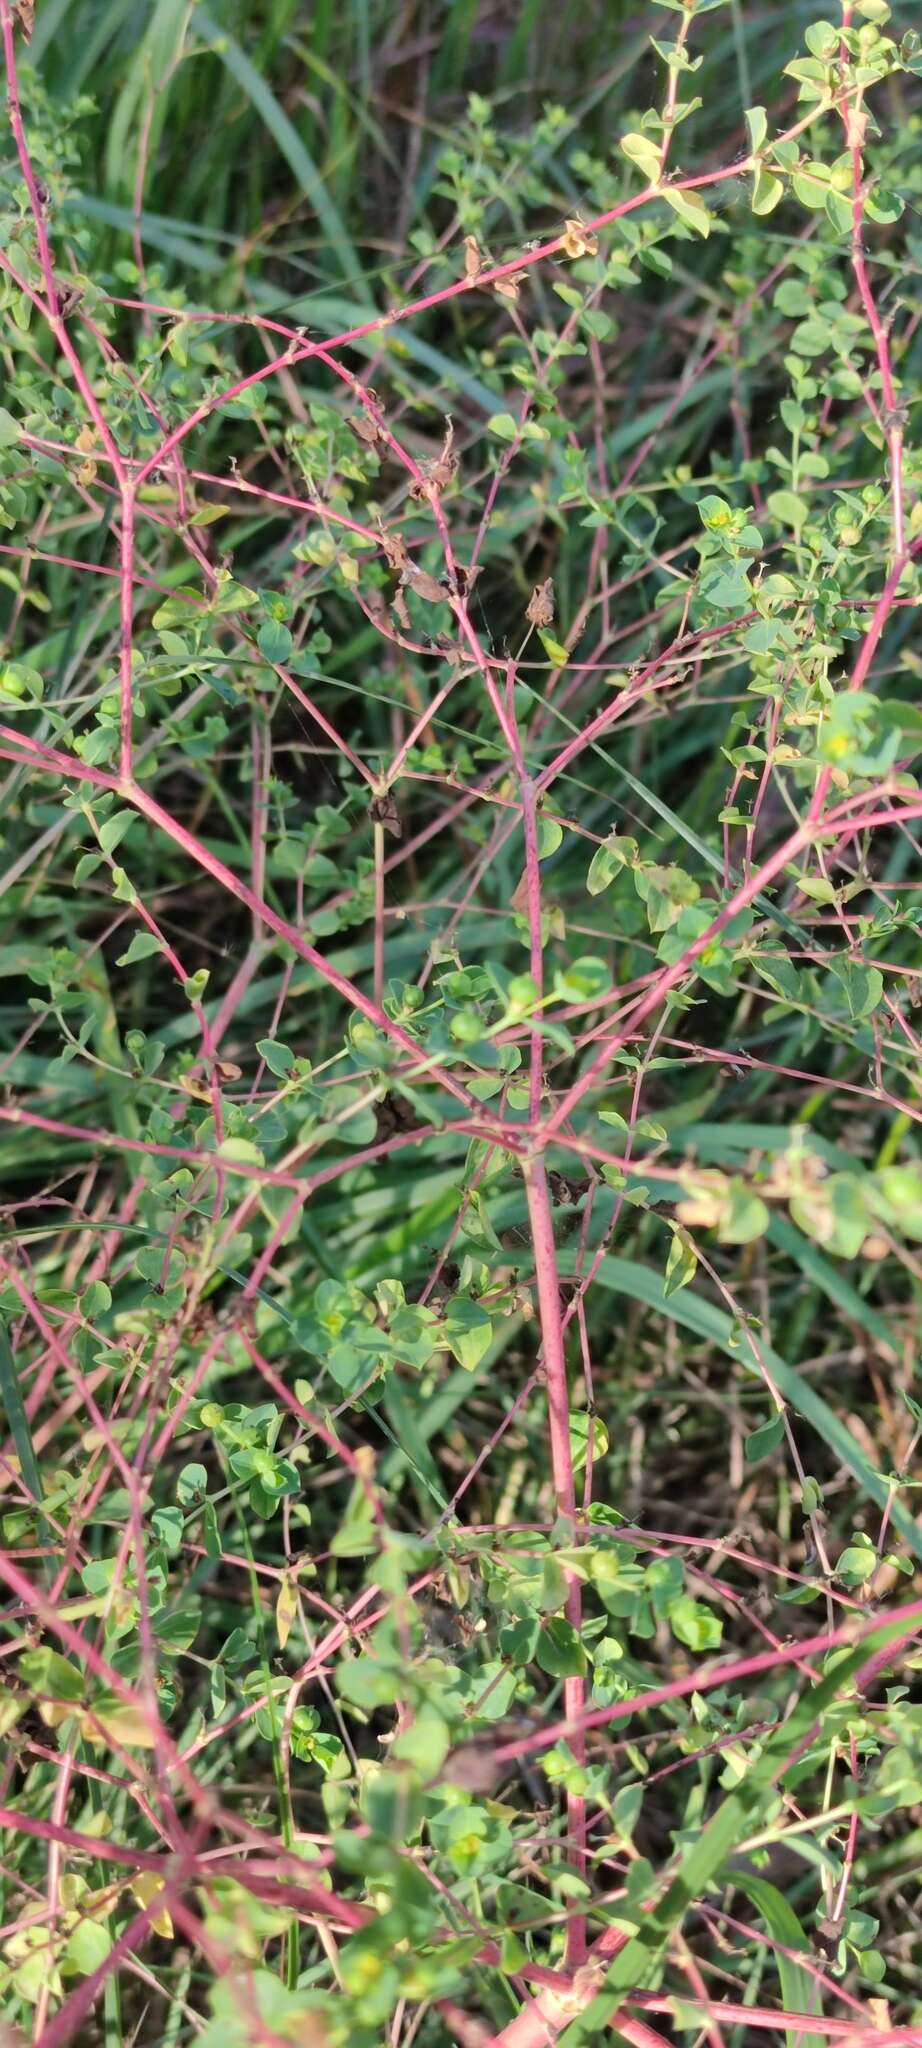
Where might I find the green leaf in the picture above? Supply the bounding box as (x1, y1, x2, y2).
(538, 630, 570, 666)
(697, 562, 752, 611)
(177, 1462, 208, 1507)
(634, 862, 700, 933)
(0, 406, 21, 446)
(537, 1618, 587, 1677)
(98, 811, 134, 855)
(871, 1164, 922, 1242)
(569, 1410, 610, 1475)
(619, 131, 663, 184)
(136, 1245, 186, 1287)
(151, 1505, 184, 1554)
(664, 1224, 697, 1297)
(216, 1136, 265, 1168)
(829, 960, 884, 1020)
(745, 1412, 786, 1464)
(442, 1295, 493, 1372)
(668, 1595, 723, 1652)
(337, 1653, 403, 1709)
(837, 1536, 877, 1585)
(745, 106, 768, 153)
(803, 18, 839, 57)
(19, 1648, 84, 1703)
(116, 930, 163, 966)
(256, 1038, 295, 1077)
(153, 1602, 201, 1650)
(825, 186, 852, 234)
(792, 162, 833, 208)
(790, 1172, 870, 1260)
(587, 834, 638, 895)
(751, 167, 784, 214)
(767, 488, 808, 532)
(662, 186, 710, 237)
(64, 1917, 113, 1977)
(257, 619, 293, 664)
(81, 1280, 112, 1318)
(537, 815, 564, 858)
(716, 1179, 770, 1245)
(554, 955, 610, 1001)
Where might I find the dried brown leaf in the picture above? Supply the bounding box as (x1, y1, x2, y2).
(213, 1059, 242, 1084)
(494, 270, 527, 303)
(275, 1572, 298, 1651)
(378, 526, 410, 574)
(430, 417, 458, 491)
(178, 1071, 213, 1104)
(368, 791, 402, 838)
(403, 564, 448, 605)
(454, 561, 480, 599)
(510, 870, 529, 916)
(463, 234, 484, 283)
(526, 577, 555, 627)
(409, 418, 459, 500)
(348, 412, 382, 448)
(561, 216, 599, 259)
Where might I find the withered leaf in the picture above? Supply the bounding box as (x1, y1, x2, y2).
(348, 412, 382, 448)
(213, 1059, 242, 1084)
(368, 791, 402, 838)
(403, 564, 449, 605)
(463, 234, 484, 283)
(510, 869, 529, 916)
(453, 560, 480, 599)
(430, 417, 458, 491)
(815, 1913, 845, 1959)
(408, 418, 459, 500)
(526, 577, 555, 627)
(437, 1741, 505, 1795)
(129, 1871, 173, 1939)
(178, 1070, 213, 1104)
(494, 270, 527, 303)
(13, 0, 34, 38)
(275, 1572, 298, 1651)
(378, 525, 411, 574)
(374, 1092, 422, 1139)
(561, 216, 599, 259)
